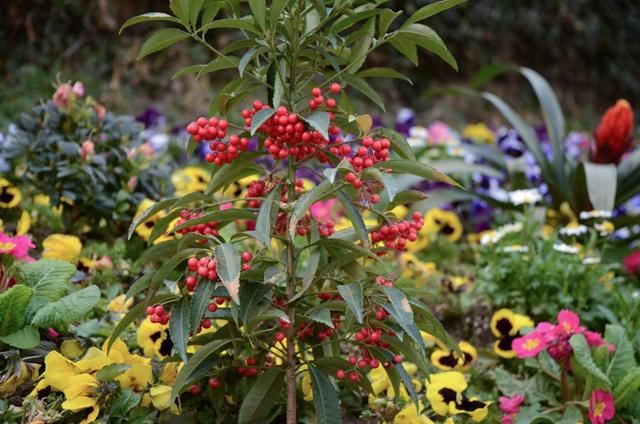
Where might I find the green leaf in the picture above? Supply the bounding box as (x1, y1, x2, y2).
(215, 243, 241, 304)
(171, 339, 233, 402)
(337, 282, 363, 324)
(18, 259, 75, 304)
(383, 159, 461, 188)
(289, 180, 332, 241)
(290, 223, 320, 303)
(238, 47, 260, 77)
(604, 324, 636, 387)
(613, 367, 640, 406)
(97, 364, 131, 382)
(108, 293, 180, 353)
(427, 159, 504, 179)
(398, 24, 457, 70)
(410, 299, 457, 352)
(187, 0, 204, 27)
(200, 18, 261, 35)
(302, 111, 331, 140)
(248, 0, 266, 30)
(239, 283, 270, 325)
(346, 18, 374, 74)
(404, 0, 467, 26)
(31, 285, 100, 329)
(206, 152, 263, 195)
(569, 334, 610, 389)
(0, 326, 39, 349)
(356, 67, 412, 84)
(110, 390, 142, 417)
(251, 186, 278, 247)
(382, 286, 425, 353)
(377, 128, 416, 161)
(342, 74, 386, 112)
(152, 248, 207, 289)
(173, 209, 255, 233)
(583, 162, 617, 211)
(307, 308, 334, 328)
(119, 12, 183, 34)
(238, 368, 283, 424)
(307, 363, 342, 424)
(172, 64, 206, 79)
(169, 0, 189, 23)
(251, 108, 276, 135)
(270, 0, 288, 29)
(170, 296, 190, 363)
(137, 28, 190, 60)
(190, 280, 215, 336)
(335, 189, 369, 248)
(128, 197, 177, 239)
(197, 56, 240, 78)
(390, 36, 418, 66)
(519, 67, 566, 184)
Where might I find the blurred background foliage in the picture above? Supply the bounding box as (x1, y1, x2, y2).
(1, 0, 638, 128)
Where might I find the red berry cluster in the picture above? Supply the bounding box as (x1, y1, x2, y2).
(175, 210, 219, 237)
(185, 117, 250, 165)
(188, 256, 218, 282)
(375, 276, 395, 287)
(207, 296, 227, 314)
(309, 83, 341, 110)
(335, 352, 402, 382)
(370, 212, 424, 251)
(347, 136, 391, 173)
(241, 251, 252, 271)
(236, 357, 259, 378)
(146, 304, 171, 325)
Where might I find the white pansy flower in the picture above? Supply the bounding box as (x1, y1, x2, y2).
(559, 223, 588, 236)
(480, 230, 503, 245)
(553, 242, 580, 254)
(501, 244, 529, 253)
(409, 126, 428, 139)
(509, 189, 542, 205)
(582, 256, 601, 265)
(499, 222, 523, 234)
(579, 210, 612, 220)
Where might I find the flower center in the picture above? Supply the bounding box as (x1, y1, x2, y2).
(523, 338, 540, 351)
(594, 401, 605, 417)
(0, 241, 16, 252)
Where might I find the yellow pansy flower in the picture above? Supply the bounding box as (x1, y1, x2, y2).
(107, 294, 134, 319)
(134, 199, 167, 241)
(490, 309, 534, 358)
(426, 371, 489, 422)
(462, 123, 495, 144)
(0, 362, 39, 397)
(60, 373, 100, 424)
(431, 341, 477, 372)
(394, 401, 434, 424)
(149, 384, 173, 410)
(137, 317, 173, 358)
(171, 166, 210, 196)
(42, 234, 82, 264)
(115, 363, 153, 392)
(16, 210, 31, 235)
(0, 178, 21, 208)
(409, 208, 462, 252)
(61, 340, 85, 359)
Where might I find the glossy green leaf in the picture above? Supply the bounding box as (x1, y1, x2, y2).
(248, 0, 266, 30)
(390, 36, 418, 66)
(404, 0, 467, 26)
(302, 111, 330, 140)
(172, 64, 206, 79)
(170, 296, 190, 362)
(342, 74, 386, 112)
(190, 280, 215, 332)
(289, 180, 332, 241)
(215, 243, 241, 304)
(171, 339, 233, 402)
(200, 18, 261, 35)
(335, 189, 369, 248)
(137, 28, 190, 60)
(120, 13, 183, 34)
(250, 107, 276, 135)
(398, 24, 457, 70)
(377, 128, 416, 161)
(356, 67, 412, 84)
(128, 197, 177, 239)
(337, 282, 363, 324)
(197, 56, 240, 78)
(239, 283, 270, 325)
(97, 364, 131, 382)
(382, 286, 425, 353)
(383, 159, 461, 188)
(238, 368, 283, 424)
(307, 364, 342, 424)
(252, 186, 279, 246)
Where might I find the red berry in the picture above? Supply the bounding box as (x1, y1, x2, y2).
(348, 372, 359, 382)
(241, 251, 253, 262)
(188, 384, 202, 395)
(275, 332, 286, 342)
(246, 357, 257, 366)
(336, 369, 345, 379)
(311, 87, 321, 97)
(208, 378, 220, 389)
(326, 98, 336, 108)
(208, 303, 218, 313)
(146, 306, 155, 316)
(393, 355, 402, 364)
(330, 83, 341, 93)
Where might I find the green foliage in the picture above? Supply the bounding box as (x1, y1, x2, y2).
(0, 259, 99, 349)
(0, 90, 174, 236)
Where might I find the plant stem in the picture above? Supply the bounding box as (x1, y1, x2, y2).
(285, 154, 298, 424)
